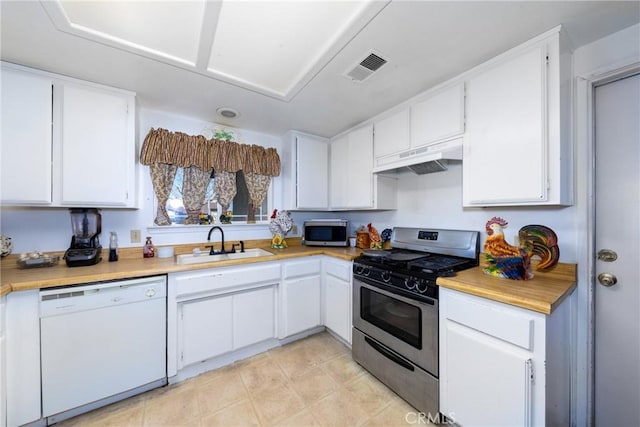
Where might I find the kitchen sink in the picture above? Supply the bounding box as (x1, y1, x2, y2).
(175, 248, 274, 265)
(226, 248, 275, 259)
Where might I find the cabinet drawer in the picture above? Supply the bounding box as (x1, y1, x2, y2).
(283, 258, 321, 279)
(172, 263, 280, 298)
(324, 260, 352, 281)
(445, 291, 533, 350)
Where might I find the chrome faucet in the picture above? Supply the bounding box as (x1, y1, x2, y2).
(206, 226, 225, 255)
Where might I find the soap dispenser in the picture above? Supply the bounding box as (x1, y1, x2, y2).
(143, 236, 155, 258)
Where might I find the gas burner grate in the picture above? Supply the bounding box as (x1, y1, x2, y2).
(409, 255, 469, 271)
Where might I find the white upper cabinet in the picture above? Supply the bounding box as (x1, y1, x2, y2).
(330, 124, 396, 210)
(0, 62, 137, 208)
(372, 83, 464, 172)
(329, 134, 349, 208)
(373, 108, 410, 159)
(1, 68, 53, 205)
(347, 125, 379, 208)
(282, 131, 329, 210)
(463, 27, 572, 206)
(410, 83, 465, 148)
(59, 83, 135, 207)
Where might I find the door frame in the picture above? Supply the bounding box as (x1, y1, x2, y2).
(577, 60, 640, 426)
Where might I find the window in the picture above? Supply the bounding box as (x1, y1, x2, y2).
(166, 169, 269, 225)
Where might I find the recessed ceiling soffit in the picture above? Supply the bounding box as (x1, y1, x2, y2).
(40, 0, 390, 101)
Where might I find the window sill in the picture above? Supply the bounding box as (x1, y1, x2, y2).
(147, 222, 270, 236)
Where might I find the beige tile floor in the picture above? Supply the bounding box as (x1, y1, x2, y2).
(57, 332, 421, 427)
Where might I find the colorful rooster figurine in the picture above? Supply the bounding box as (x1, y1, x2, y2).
(367, 223, 383, 249)
(269, 209, 293, 249)
(483, 217, 560, 280)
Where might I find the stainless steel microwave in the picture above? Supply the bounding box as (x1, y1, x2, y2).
(303, 219, 348, 247)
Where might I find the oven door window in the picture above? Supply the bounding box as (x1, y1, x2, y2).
(360, 287, 421, 349)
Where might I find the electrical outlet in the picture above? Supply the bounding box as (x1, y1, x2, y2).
(291, 225, 298, 235)
(130, 229, 141, 243)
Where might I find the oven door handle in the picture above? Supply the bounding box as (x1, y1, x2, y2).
(364, 336, 415, 372)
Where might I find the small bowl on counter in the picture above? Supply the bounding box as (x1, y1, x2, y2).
(157, 246, 175, 258)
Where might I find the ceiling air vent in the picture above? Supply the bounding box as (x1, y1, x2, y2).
(345, 51, 388, 82)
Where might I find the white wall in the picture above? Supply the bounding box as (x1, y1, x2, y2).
(0, 108, 282, 253)
(343, 164, 578, 260)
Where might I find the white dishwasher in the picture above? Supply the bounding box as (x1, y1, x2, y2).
(40, 276, 167, 424)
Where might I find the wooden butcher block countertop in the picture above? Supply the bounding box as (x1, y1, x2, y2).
(437, 257, 577, 315)
(2, 243, 576, 315)
(0, 239, 361, 297)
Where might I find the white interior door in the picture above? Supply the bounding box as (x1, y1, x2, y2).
(594, 72, 640, 427)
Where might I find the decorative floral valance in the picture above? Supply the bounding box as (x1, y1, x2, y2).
(141, 128, 280, 226)
(140, 127, 280, 177)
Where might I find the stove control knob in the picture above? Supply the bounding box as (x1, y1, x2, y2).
(362, 267, 371, 277)
(404, 277, 418, 290)
(354, 265, 365, 275)
(381, 271, 391, 282)
(416, 280, 428, 293)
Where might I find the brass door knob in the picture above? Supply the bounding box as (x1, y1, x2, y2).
(598, 272, 618, 287)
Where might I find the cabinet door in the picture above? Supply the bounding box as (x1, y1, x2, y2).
(1, 68, 53, 204)
(324, 275, 351, 343)
(6, 290, 41, 427)
(296, 134, 328, 209)
(0, 297, 4, 427)
(346, 125, 374, 208)
(463, 46, 547, 205)
(233, 286, 275, 349)
(442, 322, 533, 426)
(179, 296, 233, 368)
(60, 83, 134, 207)
(410, 83, 464, 148)
(374, 108, 410, 158)
(329, 136, 349, 208)
(282, 276, 321, 337)
(0, 333, 4, 427)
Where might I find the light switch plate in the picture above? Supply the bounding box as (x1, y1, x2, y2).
(130, 229, 141, 243)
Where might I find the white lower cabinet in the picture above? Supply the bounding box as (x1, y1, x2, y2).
(179, 295, 234, 367)
(170, 262, 280, 372)
(322, 258, 352, 344)
(439, 287, 571, 426)
(0, 296, 6, 427)
(5, 290, 41, 427)
(280, 258, 322, 338)
(233, 286, 276, 349)
(179, 285, 276, 368)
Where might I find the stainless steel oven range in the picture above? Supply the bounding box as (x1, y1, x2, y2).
(352, 227, 479, 417)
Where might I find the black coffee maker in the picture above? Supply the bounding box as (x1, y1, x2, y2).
(64, 208, 102, 267)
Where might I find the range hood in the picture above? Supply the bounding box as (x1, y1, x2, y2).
(373, 137, 463, 175)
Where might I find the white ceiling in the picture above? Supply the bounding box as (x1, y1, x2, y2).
(1, 1, 639, 139)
